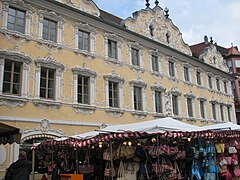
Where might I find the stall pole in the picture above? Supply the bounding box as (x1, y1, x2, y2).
(156, 134, 160, 179)
(110, 140, 113, 180)
(31, 149, 35, 180)
(76, 149, 79, 174)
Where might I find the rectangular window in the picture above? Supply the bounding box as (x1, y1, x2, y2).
(184, 66, 190, 82)
(109, 81, 118, 108)
(152, 55, 159, 72)
(236, 60, 240, 68)
(133, 86, 142, 111)
(187, 98, 193, 117)
(155, 91, 162, 113)
(3, 60, 22, 95)
(216, 78, 220, 91)
(211, 103, 216, 120)
(108, 40, 117, 59)
(200, 100, 205, 119)
(7, 7, 25, 33)
(77, 75, 89, 104)
(131, 48, 139, 66)
(220, 105, 224, 121)
(227, 106, 231, 122)
(224, 82, 228, 93)
(78, 30, 90, 51)
(40, 67, 55, 99)
(169, 61, 175, 77)
(42, 18, 57, 42)
(196, 71, 201, 85)
(172, 95, 178, 115)
(208, 76, 212, 89)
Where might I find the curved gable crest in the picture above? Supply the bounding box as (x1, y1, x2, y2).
(60, 0, 100, 17)
(121, 6, 191, 56)
(199, 44, 229, 72)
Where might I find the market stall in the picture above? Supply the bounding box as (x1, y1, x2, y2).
(34, 118, 240, 180)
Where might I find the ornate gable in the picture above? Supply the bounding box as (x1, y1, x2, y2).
(57, 0, 100, 17)
(199, 44, 229, 72)
(121, 6, 191, 56)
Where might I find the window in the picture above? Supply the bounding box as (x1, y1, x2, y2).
(227, 106, 231, 122)
(109, 81, 118, 108)
(187, 98, 193, 117)
(133, 86, 142, 111)
(196, 71, 201, 85)
(169, 61, 175, 77)
(77, 75, 89, 104)
(78, 30, 90, 51)
(108, 40, 117, 59)
(152, 55, 159, 72)
(42, 18, 57, 42)
(236, 60, 240, 68)
(72, 67, 96, 107)
(40, 67, 55, 99)
(184, 66, 190, 82)
(211, 103, 216, 120)
(172, 95, 178, 115)
(7, 7, 25, 33)
(220, 105, 224, 121)
(155, 91, 162, 113)
(3, 60, 22, 95)
(200, 100, 205, 119)
(208, 76, 212, 89)
(224, 81, 228, 93)
(216, 78, 220, 91)
(132, 48, 139, 66)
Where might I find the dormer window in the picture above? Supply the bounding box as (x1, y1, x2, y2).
(213, 56, 216, 64)
(166, 32, 170, 44)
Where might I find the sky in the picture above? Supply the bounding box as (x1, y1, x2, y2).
(94, 0, 240, 48)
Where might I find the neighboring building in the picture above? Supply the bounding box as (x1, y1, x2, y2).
(0, 0, 236, 177)
(190, 36, 240, 122)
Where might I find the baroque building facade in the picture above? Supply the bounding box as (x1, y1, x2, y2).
(0, 0, 236, 176)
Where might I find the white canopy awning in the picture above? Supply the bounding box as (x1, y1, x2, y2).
(99, 117, 201, 133)
(200, 122, 240, 131)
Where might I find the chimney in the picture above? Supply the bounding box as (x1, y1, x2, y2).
(204, 35, 208, 44)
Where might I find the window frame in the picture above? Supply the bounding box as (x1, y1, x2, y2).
(211, 102, 217, 120)
(108, 40, 117, 59)
(40, 67, 55, 99)
(42, 18, 57, 42)
(77, 74, 90, 104)
(133, 86, 142, 111)
(184, 66, 190, 82)
(208, 75, 213, 89)
(172, 94, 179, 116)
(1, 1, 34, 38)
(104, 33, 123, 64)
(151, 83, 166, 116)
(104, 73, 124, 112)
(216, 78, 220, 92)
(129, 42, 144, 71)
(199, 99, 206, 119)
(220, 104, 224, 121)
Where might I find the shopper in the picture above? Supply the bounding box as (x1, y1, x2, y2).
(5, 151, 31, 180)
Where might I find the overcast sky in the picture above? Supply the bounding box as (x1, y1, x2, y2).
(94, 0, 240, 48)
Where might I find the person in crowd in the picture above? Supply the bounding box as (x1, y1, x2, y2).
(5, 151, 31, 180)
(51, 161, 60, 180)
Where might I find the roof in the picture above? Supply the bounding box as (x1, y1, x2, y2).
(99, 9, 122, 25)
(227, 46, 240, 57)
(190, 42, 229, 58)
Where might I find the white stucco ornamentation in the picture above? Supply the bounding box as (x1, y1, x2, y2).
(199, 44, 229, 72)
(22, 119, 65, 141)
(121, 6, 192, 56)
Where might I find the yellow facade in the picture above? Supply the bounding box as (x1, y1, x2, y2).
(0, 0, 236, 177)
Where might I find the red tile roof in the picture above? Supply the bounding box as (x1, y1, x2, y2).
(190, 42, 229, 58)
(227, 46, 240, 57)
(99, 9, 122, 25)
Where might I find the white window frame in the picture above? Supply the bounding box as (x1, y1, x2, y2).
(167, 57, 177, 79)
(198, 97, 207, 120)
(149, 49, 162, 76)
(38, 10, 64, 45)
(129, 79, 147, 115)
(104, 33, 123, 64)
(169, 87, 181, 116)
(72, 66, 96, 107)
(210, 101, 218, 121)
(103, 73, 124, 111)
(151, 83, 166, 115)
(1, 0, 34, 38)
(74, 22, 96, 57)
(207, 73, 214, 90)
(0, 49, 31, 98)
(195, 68, 203, 87)
(183, 63, 192, 83)
(34, 56, 64, 103)
(129, 42, 144, 71)
(184, 93, 195, 119)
